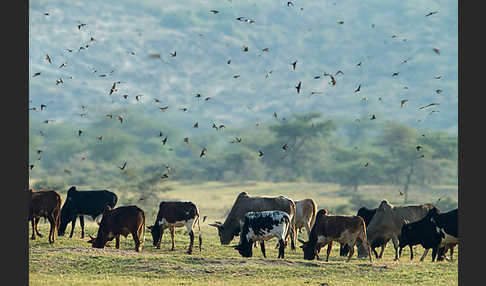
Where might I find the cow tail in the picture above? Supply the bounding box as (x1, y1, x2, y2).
(309, 199, 317, 229)
(141, 211, 146, 245)
(290, 202, 297, 251)
(197, 211, 202, 251)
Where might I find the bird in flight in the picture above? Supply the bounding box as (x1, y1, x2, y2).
(45, 54, 51, 63)
(161, 174, 169, 179)
(436, 89, 442, 94)
(56, 78, 64, 85)
(159, 106, 169, 112)
(370, 114, 376, 120)
(419, 103, 440, 110)
(77, 23, 87, 30)
(433, 48, 440, 54)
(242, 45, 249, 52)
(416, 145, 423, 151)
(193, 122, 199, 128)
(119, 161, 127, 170)
(162, 136, 168, 145)
(291, 60, 297, 70)
(210, 10, 219, 14)
(200, 147, 207, 158)
(33, 72, 41, 77)
(392, 72, 399, 77)
(295, 81, 302, 93)
(400, 99, 408, 108)
(78, 130, 83, 136)
(337, 21, 344, 24)
(110, 82, 117, 95)
(117, 116, 123, 124)
(59, 62, 67, 68)
(435, 75, 442, 79)
(40, 104, 47, 110)
(170, 51, 176, 57)
(97, 136, 103, 142)
(184, 137, 189, 144)
(282, 144, 289, 151)
(354, 84, 361, 93)
(425, 11, 438, 17)
(258, 150, 264, 157)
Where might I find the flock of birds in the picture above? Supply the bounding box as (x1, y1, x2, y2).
(29, 3, 447, 187)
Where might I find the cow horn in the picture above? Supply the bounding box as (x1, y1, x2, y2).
(209, 222, 222, 228)
(298, 239, 306, 244)
(147, 225, 153, 230)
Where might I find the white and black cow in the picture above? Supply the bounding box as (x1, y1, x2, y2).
(234, 210, 291, 259)
(147, 201, 201, 254)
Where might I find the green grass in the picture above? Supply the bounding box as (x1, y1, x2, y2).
(29, 182, 458, 285)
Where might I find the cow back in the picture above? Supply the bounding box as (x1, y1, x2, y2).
(63, 187, 118, 217)
(30, 190, 62, 219)
(98, 205, 144, 236)
(156, 201, 198, 223)
(367, 200, 437, 242)
(310, 212, 365, 241)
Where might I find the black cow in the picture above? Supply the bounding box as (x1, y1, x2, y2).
(428, 208, 458, 261)
(398, 217, 444, 261)
(340, 207, 386, 258)
(234, 210, 291, 259)
(58, 186, 118, 238)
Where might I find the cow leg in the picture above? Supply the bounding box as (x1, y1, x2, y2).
(278, 239, 285, 259)
(391, 236, 400, 261)
(410, 245, 414, 260)
(48, 215, 55, 244)
(79, 216, 85, 239)
(187, 230, 194, 254)
(432, 247, 438, 262)
(34, 217, 43, 237)
(450, 246, 454, 262)
(420, 248, 429, 262)
(326, 241, 333, 262)
(69, 218, 76, 238)
(156, 227, 164, 249)
(170, 227, 176, 251)
(131, 231, 141, 252)
(115, 235, 120, 249)
(31, 218, 36, 240)
(260, 241, 266, 258)
(347, 242, 356, 263)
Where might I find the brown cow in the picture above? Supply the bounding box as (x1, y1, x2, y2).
(88, 205, 145, 252)
(366, 200, 438, 260)
(29, 189, 62, 244)
(294, 199, 317, 240)
(299, 209, 372, 263)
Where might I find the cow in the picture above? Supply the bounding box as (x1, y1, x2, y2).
(427, 208, 458, 262)
(29, 189, 62, 244)
(234, 210, 291, 259)
(147, 201, 202, 254)
(299, 209, 373, 263)
(398, 215, 444, 262)
(294, 199, 318, 239)
(87, 205, 145, 252)
(58, 186, 118, 238)
(209, 192, 297, 250)
(340, 206, 390, 259)
(366, 200, 438, 260)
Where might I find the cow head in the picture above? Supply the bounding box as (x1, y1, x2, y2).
(234, 242, 253, 257)
(147, 225, 162, 246)
(57, 202, 74, 236)
(209, 221, 238, 245)
(299, 238, 318, 260)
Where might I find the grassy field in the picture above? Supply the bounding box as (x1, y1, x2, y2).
(29, 181, 458, 285)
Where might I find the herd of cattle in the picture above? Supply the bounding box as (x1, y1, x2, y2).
(29, 187, 458, 263)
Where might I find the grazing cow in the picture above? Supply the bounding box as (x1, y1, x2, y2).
(294, 199, 317, 239)
(87, 205, 145, 252)
(209, 192, 297, 250)
(29, 189, 62, 244)
(428, 208, 458, 262)
(299, 209, 372, 263)
(234, 210, 291, 259)
(147, 201, 202, 254)
(398, 215, 444, 262)
(58, 186, 118, 238)
(366, 200, 438, 260)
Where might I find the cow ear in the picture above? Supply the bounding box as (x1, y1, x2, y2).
(209, 223, 222, 228)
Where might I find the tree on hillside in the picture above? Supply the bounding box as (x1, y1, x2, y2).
(265, 112, 337, 180)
